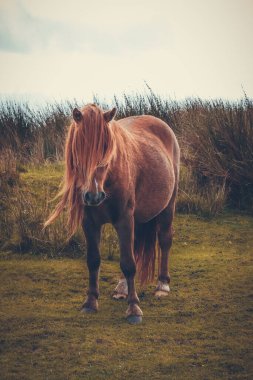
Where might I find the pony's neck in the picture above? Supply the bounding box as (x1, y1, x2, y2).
(110, 121, 134, 160)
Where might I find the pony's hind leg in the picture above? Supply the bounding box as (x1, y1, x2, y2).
(113, 275, 128, 299)
(155, 200, 175, 297)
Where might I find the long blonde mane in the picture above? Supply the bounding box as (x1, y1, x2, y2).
(44, 104, 117, 236)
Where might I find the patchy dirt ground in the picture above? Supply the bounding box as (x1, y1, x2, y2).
(0, 214, 252, 379)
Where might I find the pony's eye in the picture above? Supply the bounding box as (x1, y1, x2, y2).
(104, 179, 111, 188)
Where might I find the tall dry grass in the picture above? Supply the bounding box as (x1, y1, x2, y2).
(0, 153, 85, 254)
(0, 90, 252, 253)
(0, 100, 72, 163)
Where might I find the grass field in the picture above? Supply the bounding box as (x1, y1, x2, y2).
(0, 214, 252, 379)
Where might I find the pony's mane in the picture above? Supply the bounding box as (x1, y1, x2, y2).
(44, 104, 117, 236)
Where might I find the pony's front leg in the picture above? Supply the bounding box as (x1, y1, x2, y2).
(81, 220, 101, 313)
(115, 214, 143, 324)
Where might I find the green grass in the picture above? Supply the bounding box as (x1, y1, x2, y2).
(1, 214, 253, 379)
(0, 162, 231, 254)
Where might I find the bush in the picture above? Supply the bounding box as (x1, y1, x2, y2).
(180, 97, 253, 211)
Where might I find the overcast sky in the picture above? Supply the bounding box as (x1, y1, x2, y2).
(0, 0, 252, 103)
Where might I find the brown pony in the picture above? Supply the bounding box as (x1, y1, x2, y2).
(45, 104, 180, 324)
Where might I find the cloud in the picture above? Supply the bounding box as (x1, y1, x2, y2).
(0, 2, 56, 52)
(0, 0, 172, 54)
(0, 0, 252, 101)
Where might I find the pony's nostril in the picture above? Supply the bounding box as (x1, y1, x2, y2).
(84, 192, 92, 203)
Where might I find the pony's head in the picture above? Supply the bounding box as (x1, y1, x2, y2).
(44, 104, 117, 236)
(70, 104, 117, 206)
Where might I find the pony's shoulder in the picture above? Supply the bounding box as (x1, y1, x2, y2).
(117, 115, 179, 155)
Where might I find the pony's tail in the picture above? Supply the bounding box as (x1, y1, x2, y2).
(134, 218, 160, 285)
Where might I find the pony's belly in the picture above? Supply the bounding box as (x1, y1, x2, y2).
(134, 205, 167, 223)
(134, 183, 174, 223)
(134, 153, 175, 223)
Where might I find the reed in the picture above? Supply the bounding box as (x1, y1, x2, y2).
(0, 89, 252, 253)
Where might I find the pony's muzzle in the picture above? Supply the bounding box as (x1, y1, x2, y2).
(83, 191, 106, 206)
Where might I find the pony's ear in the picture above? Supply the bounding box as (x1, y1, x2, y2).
(103, 107, 117, 123)
(73, 108, 83, 123)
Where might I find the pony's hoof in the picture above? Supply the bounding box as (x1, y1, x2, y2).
(155, 281, 170, 298)
(155, 290, 170, 298)
(112, 293, 128, 300)
(81, 298, 98, 313)
(81, 306, 97, 313)
(127, 315, 143, 324)
(126, 303, 143, 324)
